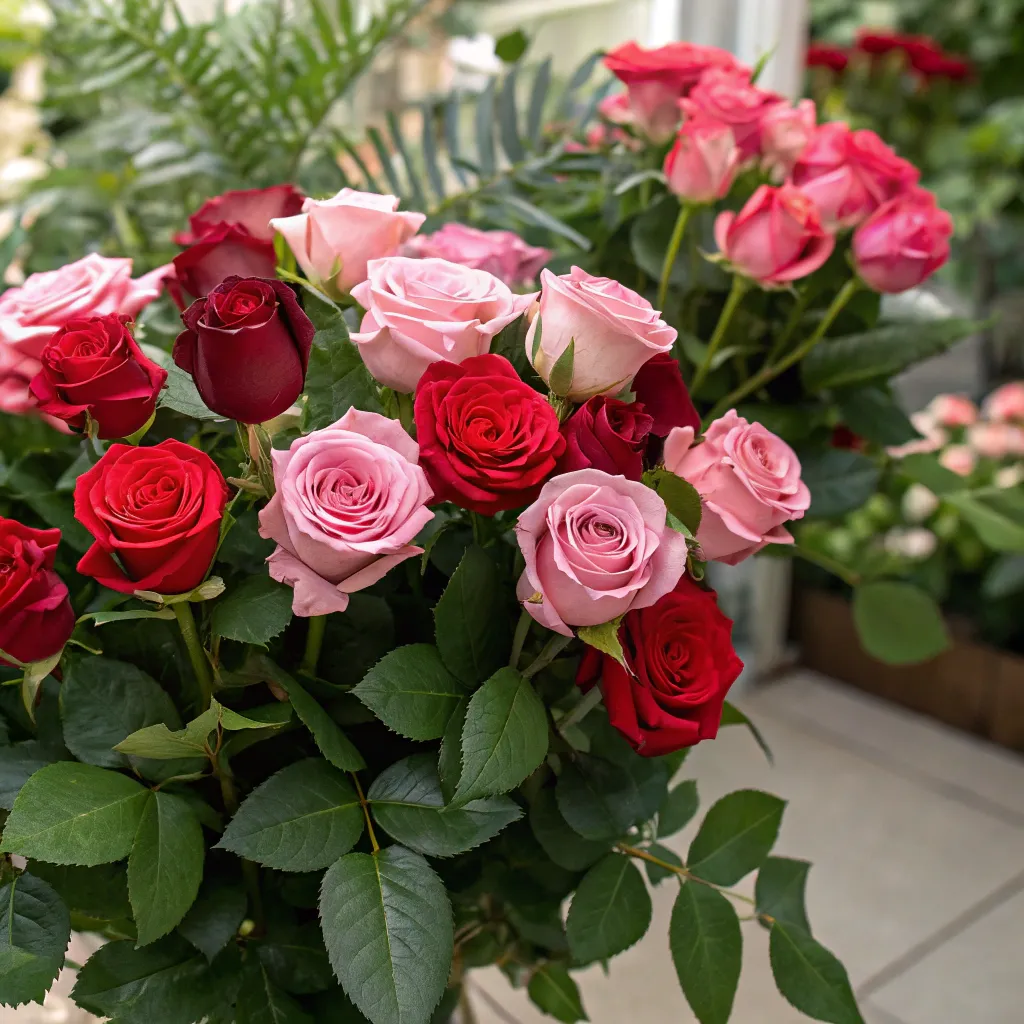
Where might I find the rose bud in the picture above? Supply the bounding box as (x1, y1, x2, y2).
(926, 393, 977, 428)
(939, 444, 976, 477)
(173, 185, 304, 246)
(29, 314, 167, 439)
(173, 276, 314, 424)
(558, 396, 653, 480)
(714, 184, 835, 287)
(630, 351, 700, 438)
(759, 99, 816, 178)
(680, 68, 786, 159)
(663, 117, 739, 204)
(984, 381, 1024, 423)
(403, 223, 551, 288)
(852, 188, 952, 294)
(526, 267, 676, 401)
(576, 576, 743, 756)
(806, 43, 850, 73)
(414, 354, 564, 514)
(664, 411, 811, 564)
(0, 518, 75, 667)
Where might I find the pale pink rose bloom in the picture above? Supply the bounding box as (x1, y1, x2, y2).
(664, 410, 811, 565)
(525, 266, 676, 401)
(995, 463, 1024, 488)
(0, 344, 70, 430)
(680, 68, 786, 159)
(967, 422, 1024, 459)
(270, 188, 425, 294)
(663, 117, 740, 204)
(928, 393, 978, 428)
(351, 257, 534, 393)
(258, 408, 434, 617)
(759, 99, 816, 178)
(887, 410, 947, 457)
(514, 468, 689, 636)
(939, 444, 977, 477)
(983, 381, 1024, 423)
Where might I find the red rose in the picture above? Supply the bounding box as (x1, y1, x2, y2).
(0, 518, 75, 666)
(29, 314, 167, 439)
(74, 439, 230, 595)
(856, 30, 940, 64)
(630, 352, 700, 438)
(173, 277, 314, 424)
(576, 576, 743, 756)
(414, 353, 565, 514)
(830, 424, 865, 451)
(806, 43, 849, 73)
(173, 185, 304, 246)
(172, 224, 277, 300)
(558, 396, 653, 481)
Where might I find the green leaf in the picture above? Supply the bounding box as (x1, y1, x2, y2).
(257, 921, 335, 996)
(420, 103, 446, 200)
(451, 668, 548, 807)
(658, 780, 699, 838)
(217, 759, 363, 871)
(495, 28, 529, 63)
(644, 468, 702, 534)
(354, 645, 467, 742)
(177, 881, 247, 962)
(895, 451, 963, 495)
(319, 846, 453, 1024)
(278, 672, 365, 771)
(670, 882, 742, 1024)
(159, 363, 219, 420)
(434, 546, 511, 687)
(0, 743, 59, 811)
(498, 64, 526, 164)
(577, 618, 626, 667)
(800, 448, 880, 519)
(770, 923, 864, 1024)
(719, 703, 774, 764)
(211, 575, 293, 645)
(527, 57, 552, 147)
(944, 488, 1024, 552)
(836, 388, 920, 447)
(982, 554, 1024, 599)
(852, 581, 950, 665)
(500, 194, 593, 251)
(547, 337, 576, 396)
(28, 863, 131, 921)
(687, 790, 786, 886)
(437, 697, 467, 803)
(642, 842, 683, 885)
(528, 964, 587, 1023)
(1, 459, 91, 552)
(755, 857, 811, 932)
(368, 754, 521, 858)
(386, 109, 426, 212)
(474, 78, 496, 178)
(565, 854, 652, 964)
(529, 788, 609, 871)
(1, 763, 150, 866)
(128, 791, 205, 946)
(0, 874, 71, 1008)
(237, 963, 314, 1024)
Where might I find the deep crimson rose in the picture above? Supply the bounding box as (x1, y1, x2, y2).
(29, 314, 167, 439)
(174, 276, 314, 423)
(172, 224, 277, 300)
(630, 352, 700, 438)
(856, 30, 940, 64)
(558, 396, 653, 481)
(0, 518, 75, 666)
(830, 424, 865, 451)
(173, 185, 304, 247)
(806, 43, 849, 73)
(414, 353, 565, 514)
(74, 439, 230, 595)
(575, 575, 743, 756)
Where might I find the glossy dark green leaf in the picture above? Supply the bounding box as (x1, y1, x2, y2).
(687, 790, 786, 886)
(800, 448, 881, 520)
(237, 963, 313, 1024)
(770, 923, 864, 1024)
(29, 862, 131, 921)
(527, 964, 587, 1022)
(565, 854, 651, 964)
(0, 874, 71, 1007)
(527, 57, 552, 146)
(177, 881, 247, 962)
(852, 582, 949, 665)
(556, 753, 667, 840)
(529, 788, 609, 871)
(279, 673, 365, 771)
(836, 387, 920, 446)
(0, 742, 57, 811)
(755, 857, 811, 932)
(258, 921, 335, 995)
(211, 575, 293, 645)
(642, 842, 683, 885)
(658, 780, 699, 838)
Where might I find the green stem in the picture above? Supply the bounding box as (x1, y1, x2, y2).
(690, 275, 750, 398)
(351, 773, 379, 852)
(218, 757, 266, 936)
(558, 684, 603, 735)
(301, 615, 327, 676)
(396, 391, 415, 433)
(521, 634, 574, 679)
(173, 602, 214, 711)
(657, 203, 693, 312)
(769, 286, 814, 362)
(791, 545, 861, 587)
(509, 609, 532, 669)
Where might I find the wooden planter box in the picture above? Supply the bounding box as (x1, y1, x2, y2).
(791, 587, 1024, 752)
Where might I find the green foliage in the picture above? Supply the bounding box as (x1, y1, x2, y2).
(566, 854, 652, 964)
(527, 964, 587, 1023)
(237, 964, 314, 1024)
(687, 790, 786, 886)
(945, 487, 1024, 551)
(852, 581, 950, 664)
(211, 576, 294, 645)
(277, 673, 366, 771)
(0, 874, 71, 1008)
(769, 923, 864, 1024)
(801, 450, 881, 520)
(658, 780, 700, 838)
(835, 388, 921, 447)
(530, 788, 609, 871)
(756, 857, 812, 933)
(177, 882, 247, 962)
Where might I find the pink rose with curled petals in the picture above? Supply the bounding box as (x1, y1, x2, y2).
(664, 411, 811, 565)
(939, 444, 976, 477)
(664, 116, 740, 204)
(927, 393, 978, 428)
(984, 381, 1024, 423)
(759, 99, 816, 178)
(258, 408, 434, 617)
(270, 188, 425, 294)
(968, 422, 1024, 460)
(680, 68, 786, 159)
(514, 469, 689, 637)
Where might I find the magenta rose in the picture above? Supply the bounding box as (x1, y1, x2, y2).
(630, 352, 700, 438)
(514, 468, 689, 636)
(351, 257, 534, 393)
(173, 185, 304, 246)
(258, 408, 434, 616)
(680, 68, 786, 159)
(403, 223, 551, 288)
(664, 411, 811, 564)
(759, 99, 816, 178)
(558, 397, 653, 480)
(664, 116, 740, 204)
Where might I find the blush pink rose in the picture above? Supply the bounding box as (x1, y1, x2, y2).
(984, 381, 1024, 423)
(258, 408, 434, 616)
(664, 117, 740, 204)
(939, 444, 977, 477)
(887, 410, 947, 458)
(514, 468, 689, 636)
(927, 393, 978, 428)
(526, 267, 676, 401)
(664, 411, 811, 564)
(968, 422, 1024, 459)
(271, 188, 425, 294)
(680, 69, 786, 159)
(403, 223, 551, 287)
(759, 99, 816, 178)
(351, 257, 534, 393)
(714, 184, 835, 286)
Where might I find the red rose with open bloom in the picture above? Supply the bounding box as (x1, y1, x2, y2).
(74, 440, 229, 595)
(174, 276, 314, 423)
(558, 396, 653, 481)
(806, 43, 849, 73)
(414, 354, 564, 514)
(576, 575, 742, 756)
(30, 315, 167, 439)
(630, 352, 700, 438)
(173, 185, 304, 247)
(0, 518, 75, 666)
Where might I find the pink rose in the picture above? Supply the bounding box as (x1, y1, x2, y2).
(968, 422, 1024, 459)
(350, 257, 534, 393)
(927, 393, 978, 428)
(939, 444, 976, 477)
(0, 345, 69, 430)
(271, 188, 425, 294)
(759, 99, 816, 178)
(853, 188, 952, 294)
(790, 122, 920, 229)
(403, 223, 551, 287)
(514, 468, 689, 636)
(258, 408, 434, 616)
(984, 381, 1024, 423)
(680, 69, 786, 159)
(664, 411, 811, 565)
(525, 267, 676, 400)
(664, 117, 740, 204)
(598, 92, 635, 126)
(887, 410, 947, 458)
(714, 184, 835, 286)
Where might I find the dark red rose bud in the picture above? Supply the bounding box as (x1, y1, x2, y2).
(558, 396, 653, 481)
(414, 353, 565, 514)
(830, 424, 865, 451)
(29, 314, 167, 439)
(173, 185, 304, 247)
(630, 351, 701, 437)
(173, 276, 314, 424)
(576, 575, 743, 756)
(0, 517, 75, 666)
(172, 224, 278, 300)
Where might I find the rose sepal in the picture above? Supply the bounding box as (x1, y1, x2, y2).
(133, 576, 227, 607)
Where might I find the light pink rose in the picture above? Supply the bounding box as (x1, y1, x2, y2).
(928, 393, 978, 428)
(0, 344, 69, 430)
(939, 444, 976, 477)
(598, 92, 635, 126)
(258, 408, 434, 617)
(270, 188, 425, 294)
(514, 468, 689, 636)
(350, 257, 534, 393)
(759, 99, 816, 178)
(967, 422, 1024, 459)
(680, 68, 786, 159)
(525, 267, 676, 401)
(664, 411, 811, 565)
(983, 381, 1024, 423)
(403, 223, 551, 288)
(886, 410, 947, 458)
(664, 117, 739, 204)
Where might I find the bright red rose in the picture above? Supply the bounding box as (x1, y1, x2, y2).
(174, 277, 314, 423)
(558, 396, 653, 480)
(29, 314, 167, 439)
(414, 353, 565, 514)
(74, 439, 230, 595)
(172, 224, 277, 300)
(575, 576, 743, 756)
(173, 185, 304, 247)
(630, 352, 700, 438)
(806, 43, 849, 73)
(0, 518, 75, 666)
